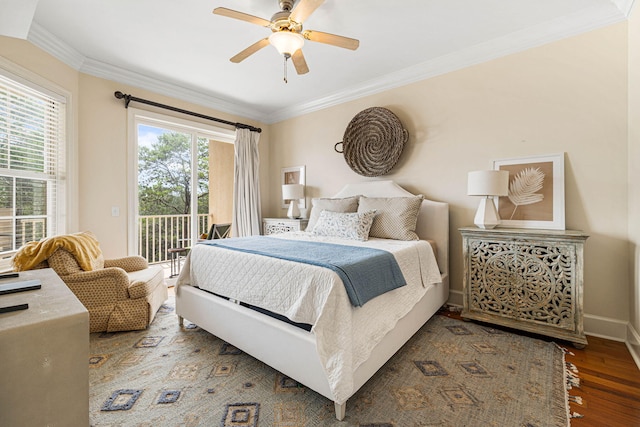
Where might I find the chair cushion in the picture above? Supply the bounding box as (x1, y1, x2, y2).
(127, 264, 165, 299)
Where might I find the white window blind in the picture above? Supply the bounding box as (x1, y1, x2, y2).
(0, 72, 65, 255)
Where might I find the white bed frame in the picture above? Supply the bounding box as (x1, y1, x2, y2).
(176, 180, 449, 420)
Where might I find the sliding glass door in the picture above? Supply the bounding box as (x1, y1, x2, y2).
(128, 109, 235, 262)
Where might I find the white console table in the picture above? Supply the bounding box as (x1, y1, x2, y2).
(0, 268, 89, 426)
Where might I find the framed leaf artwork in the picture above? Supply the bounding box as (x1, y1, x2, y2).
(493, 153, 565, 230)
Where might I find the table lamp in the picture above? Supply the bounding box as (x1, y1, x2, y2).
(467, 170, 509, 229)
(282, 184, 304, 219)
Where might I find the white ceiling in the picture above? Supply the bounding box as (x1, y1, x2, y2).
(18, 0, 634, 123)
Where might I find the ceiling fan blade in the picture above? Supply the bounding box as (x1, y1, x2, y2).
(213, 7, 272, 27)
(289, 0, 325, 24)
(292, 50, 309, 75)
(303, 30, 359, 50)
(230, 38, 270, 63)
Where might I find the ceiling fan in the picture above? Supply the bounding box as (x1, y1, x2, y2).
(213, 0, 359, 81)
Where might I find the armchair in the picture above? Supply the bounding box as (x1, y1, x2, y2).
(14, 232, 168, 333)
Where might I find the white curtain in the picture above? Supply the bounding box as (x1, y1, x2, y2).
(231, 128, 262, 237)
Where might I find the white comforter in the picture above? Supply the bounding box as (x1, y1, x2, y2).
(176, 232, 442, 404)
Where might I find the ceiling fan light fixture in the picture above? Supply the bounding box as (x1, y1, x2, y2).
(269, 31, 304, 55)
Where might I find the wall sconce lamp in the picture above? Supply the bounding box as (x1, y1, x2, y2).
(282, 184, 304, 219)
(467, 170, 509, 229)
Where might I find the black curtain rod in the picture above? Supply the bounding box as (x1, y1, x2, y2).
(114, 91, 262, 133)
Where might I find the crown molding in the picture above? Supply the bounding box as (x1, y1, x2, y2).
(80, 57, 269, 122)
(27, 22, 86, 70)
(27, 2, 629, 125)
(265, 2, 628, 123)
(27, 22, 270, 123)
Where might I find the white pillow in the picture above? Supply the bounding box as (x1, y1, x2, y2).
(311, 210, 376, 241)
(357, 195, 423, 240)
(306, 196, 360, 230)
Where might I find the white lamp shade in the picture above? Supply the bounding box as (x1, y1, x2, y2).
(467, 170, 509, 196)
(269, 31, 304, 55)
(282, 184, 304, 200)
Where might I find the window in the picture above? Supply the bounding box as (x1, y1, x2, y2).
(0, 70, 66, 259)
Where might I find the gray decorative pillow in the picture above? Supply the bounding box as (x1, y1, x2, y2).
(357, 195, 423, 240)
(311, 210, 376, 241)
(307, 196, 360, 230)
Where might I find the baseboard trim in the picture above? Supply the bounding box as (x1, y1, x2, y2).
(447, 289, 463, 307)
(583, 314, 628, 342)
(626, 323, 640, 370)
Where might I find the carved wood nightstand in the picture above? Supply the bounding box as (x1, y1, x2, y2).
(262, 218, 308, 235)
(460, 227, 588, 348)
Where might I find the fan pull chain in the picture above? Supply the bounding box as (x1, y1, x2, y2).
(283, 54, 289, 84)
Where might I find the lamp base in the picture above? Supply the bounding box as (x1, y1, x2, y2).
(287, 201, 300, 219)
(474, 197, 501, 229)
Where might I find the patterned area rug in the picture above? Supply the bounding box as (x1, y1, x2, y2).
(89, 297, 572, 426)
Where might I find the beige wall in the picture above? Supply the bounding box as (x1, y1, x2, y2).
(268, 23, 630, 325)
(209, 139, 235, 225)
(628, 2, 640, 354)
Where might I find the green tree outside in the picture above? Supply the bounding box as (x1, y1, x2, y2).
(138, 132, 209, 215)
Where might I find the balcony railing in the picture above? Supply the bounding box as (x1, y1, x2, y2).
(138, 214, 209, 264)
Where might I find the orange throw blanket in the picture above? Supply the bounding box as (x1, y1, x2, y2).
(12, 231, 102, 272)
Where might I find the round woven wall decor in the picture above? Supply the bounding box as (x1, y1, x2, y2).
(335, 107, 408, 177)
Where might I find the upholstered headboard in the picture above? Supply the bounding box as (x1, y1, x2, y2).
(332, 180, 449, 280)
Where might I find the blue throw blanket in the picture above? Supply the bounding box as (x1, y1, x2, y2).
(198, 236, 406, 307)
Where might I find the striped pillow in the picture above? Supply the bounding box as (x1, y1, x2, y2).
(357, 196, 423, 240)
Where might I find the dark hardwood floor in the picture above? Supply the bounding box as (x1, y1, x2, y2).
(438, 310, 640, 426)
(565, 336, 640, 427)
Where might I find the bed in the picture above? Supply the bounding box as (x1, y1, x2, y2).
(175, 180, 449, 420)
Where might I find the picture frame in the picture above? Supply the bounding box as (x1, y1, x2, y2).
(281, 165, 306, 209)
(493, 153, 565, 230)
